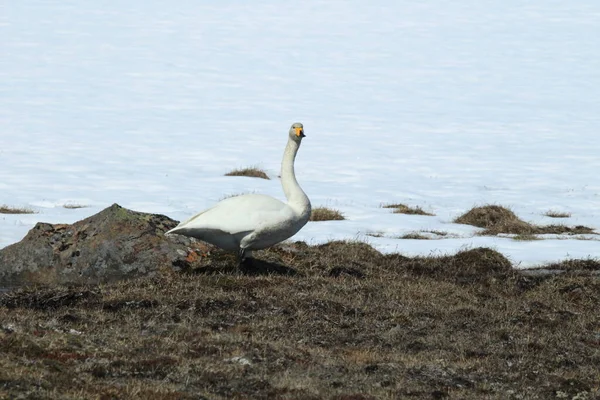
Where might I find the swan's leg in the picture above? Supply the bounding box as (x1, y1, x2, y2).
(238, 247, 254, 267)
(238, 248, 245, 266)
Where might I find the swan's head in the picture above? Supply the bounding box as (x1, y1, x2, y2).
(289, 122, 305, 142)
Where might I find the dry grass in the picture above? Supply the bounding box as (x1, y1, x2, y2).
(400, 233, 431, 240)
(545, 210, 572, 218)
(63, 204, 88, 209)
(310, 207, 345, 221)
(225, 167, 270, 180)
(543, 257, 600, 271)
(455, 205, 595, 236)
(512, 234, 542, 241)
(400, 231, 452, 240)
(382, 203, 435, 216)
(365, 231, 384, 238)
(0, 242, 598, 399)
(370, 230, 449, 240)
(427, 230, 448, 236)
(0, 205, 36, 214)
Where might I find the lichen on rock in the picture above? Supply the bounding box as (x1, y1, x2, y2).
(0, 204, 201, 287)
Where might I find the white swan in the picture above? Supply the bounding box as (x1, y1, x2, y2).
(167, 122, 311, 265)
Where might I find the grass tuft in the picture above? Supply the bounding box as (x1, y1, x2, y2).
(543, 258, 600, 271)
(398, 231, 450, 240)
(454, 205, 523, 230)
(400, 233, 431, 240)
(310, 207, 345, 221)
(427, 230, 448, 237)
(382, 203, 434, 216)
(455, 205, 595, 236)
(544, 210, 571, 218)
(225, 167, 270, 180)
(512, 234, 541, 241)
(0, 205, 36, 214)
(63, 204, 88, 209)
(366, 231, 384, 238)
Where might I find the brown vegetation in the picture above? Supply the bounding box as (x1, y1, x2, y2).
(310, 207, 345, 221)
(544, 210, 571, 218)
(1, 241, 598, 399)
(225, 167, 270, 180)
(400, 231, 449, 240)
(455, 205, 595, 236)
(400, 233, 431, 240)
(512, 234, 542, 241)
(543, 258, 600, 271)
(63, 204, 88, 209)
(0, 205, 36, 214)
(382, 203, 435, 216)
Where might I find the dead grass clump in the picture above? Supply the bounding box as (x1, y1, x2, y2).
(63, 204, 88, 209)
(0, 205, 36, 214)
(512, 234, 541, 241)
(454, 205, 527, 232)
(455, 205, 595, 236)
(400, 233, 431, 240)
(428, 230, 448, 237)
(382, 203, 434, 216)
(365, 231, 384, 238)
(399, 231, 448, 240)
(543, 258, 600, 272)
(225, 167, 270, 180)
(535, 225, 595, 235)
(310, 207, 345, 221)
(398, 247, 514, 285)
(309, 241, 386, 273)
(280, 241, 513, 285)
(544, 210, 571, 218)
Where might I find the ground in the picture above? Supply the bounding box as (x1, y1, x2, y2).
(0, 242, 598, 399)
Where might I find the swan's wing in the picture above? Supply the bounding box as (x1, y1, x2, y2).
(174, 194, 289, 235)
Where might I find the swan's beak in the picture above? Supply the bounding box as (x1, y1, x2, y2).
(295, 127, 305, 137)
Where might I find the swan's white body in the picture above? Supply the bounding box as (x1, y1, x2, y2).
(167, 123, 311, 260)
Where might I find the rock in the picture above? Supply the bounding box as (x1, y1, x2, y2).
(0, 204, 201, 287)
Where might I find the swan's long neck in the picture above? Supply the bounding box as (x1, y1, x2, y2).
(281, 138, 311, 216)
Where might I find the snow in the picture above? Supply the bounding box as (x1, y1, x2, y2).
(1, 1, 599, 268)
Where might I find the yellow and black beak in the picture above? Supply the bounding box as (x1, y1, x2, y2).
(294, 127, 305, 137)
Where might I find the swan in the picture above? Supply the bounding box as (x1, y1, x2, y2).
(167, 122, 311, 265)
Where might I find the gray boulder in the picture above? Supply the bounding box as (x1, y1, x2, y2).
(0, 204, 202, 286)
